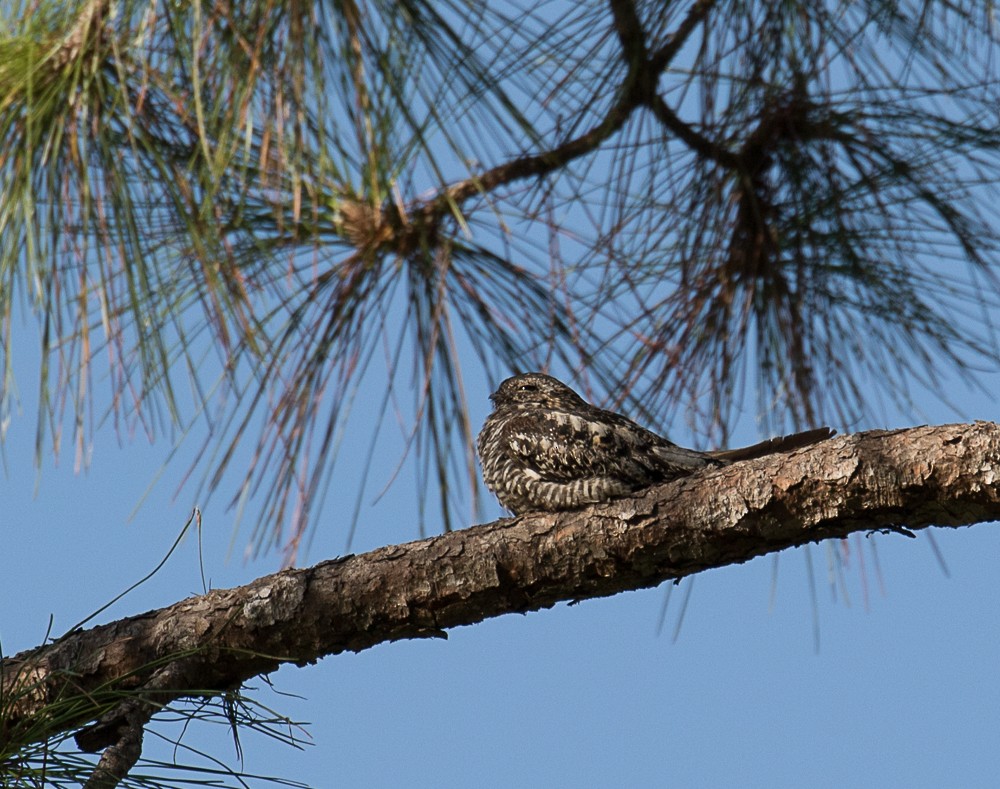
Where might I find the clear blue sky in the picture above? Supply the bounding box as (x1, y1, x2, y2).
(2, 336, 999, 787)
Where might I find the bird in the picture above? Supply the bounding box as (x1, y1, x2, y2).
(477, 372, 834, 515)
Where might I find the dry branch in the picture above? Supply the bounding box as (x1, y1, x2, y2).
(2, 422, 998, 757)
(424, 0, 718, 216)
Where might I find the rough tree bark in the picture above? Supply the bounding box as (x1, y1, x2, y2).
(2, 423, 998, 767)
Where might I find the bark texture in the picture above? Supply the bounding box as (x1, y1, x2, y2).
(2, 422, 998, 755)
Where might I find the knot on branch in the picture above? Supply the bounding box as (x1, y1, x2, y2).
(337, 198, 441, 260)
(730, 87, 818, 274)
(54, 0, 114, 72)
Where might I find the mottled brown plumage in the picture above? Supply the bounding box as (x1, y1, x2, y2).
(477, 372, 834, 515)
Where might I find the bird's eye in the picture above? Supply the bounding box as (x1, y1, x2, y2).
(519, 383, 538, 392)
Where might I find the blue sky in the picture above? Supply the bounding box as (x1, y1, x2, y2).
(2, 341, 999, 787)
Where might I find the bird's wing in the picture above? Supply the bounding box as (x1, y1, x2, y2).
(500, 410, 672, 485)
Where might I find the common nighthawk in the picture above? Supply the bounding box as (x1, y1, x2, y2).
(477, 372, 834, 515)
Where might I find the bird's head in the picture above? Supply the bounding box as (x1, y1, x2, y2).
(489, 372, 587, 409)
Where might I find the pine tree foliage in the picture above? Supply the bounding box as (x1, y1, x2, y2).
(2, 0, 999, 556)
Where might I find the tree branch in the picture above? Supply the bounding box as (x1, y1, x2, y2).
(648, 94, 741, 168)
(426, 0, 719, 217)
(81, 698, 151, 789)
(608, 0, 738, 168)
(649, 0, 718, 74)
(3, 422, 998, 754)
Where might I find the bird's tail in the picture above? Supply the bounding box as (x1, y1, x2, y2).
(707, 427, 835, 464)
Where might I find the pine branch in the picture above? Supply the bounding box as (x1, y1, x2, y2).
(2, 422, 998, 761)
(426, 0, 718, 213)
